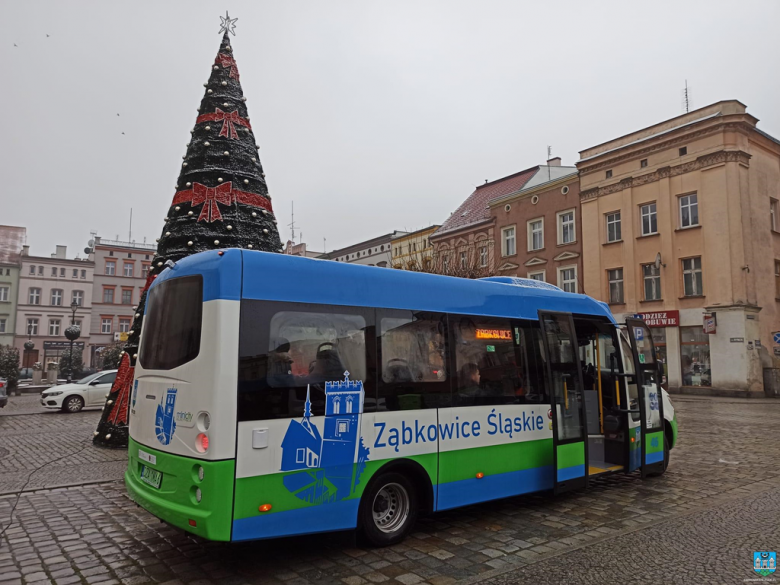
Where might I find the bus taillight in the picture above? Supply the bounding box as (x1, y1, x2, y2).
(196, 433, 209, 453)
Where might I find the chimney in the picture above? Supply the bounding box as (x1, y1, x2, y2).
(21, 245, 29, 256)
(55, 245, 67, 259)
(547, 157, 562, 167)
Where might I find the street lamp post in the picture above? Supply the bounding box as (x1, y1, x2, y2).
(23, 325, 35, 397)
(65, 300, 81, 384)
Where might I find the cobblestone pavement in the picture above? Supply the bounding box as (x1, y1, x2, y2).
(0, 398, 125, 494)
(0, 396, 778, 585)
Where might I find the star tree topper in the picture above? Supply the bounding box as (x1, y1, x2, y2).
(219, 11, 238, 36)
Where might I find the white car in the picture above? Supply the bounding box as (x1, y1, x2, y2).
(40, 370, 118, 413)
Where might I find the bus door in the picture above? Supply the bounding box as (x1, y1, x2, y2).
(624, 318, 665, 477)
(539, 312, 588, 494)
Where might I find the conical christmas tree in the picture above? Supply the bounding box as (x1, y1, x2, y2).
(94, 21, 282, 448)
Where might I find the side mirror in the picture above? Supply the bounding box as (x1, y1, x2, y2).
(89, 380, 101, 386)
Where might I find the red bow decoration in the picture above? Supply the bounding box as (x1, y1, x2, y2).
(196, 108, 251, 140)
(216, 53, 240, 80)
(172, 182, 273, 223)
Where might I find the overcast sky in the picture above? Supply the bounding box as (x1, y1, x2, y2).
(3, 0, 778, 257)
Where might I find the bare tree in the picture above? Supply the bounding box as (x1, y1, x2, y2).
(393, 240, 496, 280)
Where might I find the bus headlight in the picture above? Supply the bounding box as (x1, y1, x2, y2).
(197, 412, 211, 432)
(196, 433, 209, 453)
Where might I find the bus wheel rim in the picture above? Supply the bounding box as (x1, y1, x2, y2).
(372, 482, 409, 533)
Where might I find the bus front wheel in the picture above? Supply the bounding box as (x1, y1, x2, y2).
(360, 472, 418, 546)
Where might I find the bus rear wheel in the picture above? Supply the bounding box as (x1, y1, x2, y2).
(360, 472, 418, 546)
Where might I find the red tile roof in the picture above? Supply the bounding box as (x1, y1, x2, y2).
(0, 226, 26, 265)
(433, 166, 539, 238)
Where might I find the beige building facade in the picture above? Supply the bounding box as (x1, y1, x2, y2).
(390, 225, 440, 271)
(578, 100, 780, 396)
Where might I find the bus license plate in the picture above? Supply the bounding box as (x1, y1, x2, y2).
(140, 465, 162, 489)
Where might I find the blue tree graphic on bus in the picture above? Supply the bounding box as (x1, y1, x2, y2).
(281, 372, 370, 505)
(155, 388, 178, 445)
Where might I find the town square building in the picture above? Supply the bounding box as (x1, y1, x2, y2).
(578, 100, 780, 395)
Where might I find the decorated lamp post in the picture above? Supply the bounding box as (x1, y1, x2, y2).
(65, 300, 81, 384)
(93, 13, 283, 448)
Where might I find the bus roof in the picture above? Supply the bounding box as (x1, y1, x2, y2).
(153, 249, 616, 324)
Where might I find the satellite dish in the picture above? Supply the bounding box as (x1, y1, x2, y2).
(88, 239, 94, 247)
(84, 247, 92, 255)
(655, 253, 662, 270)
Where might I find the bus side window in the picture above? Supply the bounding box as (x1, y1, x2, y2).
(378, 311, 450, 411)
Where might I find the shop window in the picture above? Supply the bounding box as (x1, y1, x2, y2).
(652, 328, 667, 387)
(680, 326, 710, 387)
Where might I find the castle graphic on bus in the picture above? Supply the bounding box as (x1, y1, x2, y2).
(280, 371, 370, 505)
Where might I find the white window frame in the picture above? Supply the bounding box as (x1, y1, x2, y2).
(479, 245, 488, 268)
(608, 268, 624, 304)
(51, 289, 62, 306)
(527, 218, 544, 251)
(557, 209, 576, 245)
(606, 211, 621, 243)
(501, 225, 517, 257)
(27, 318, 38, 335)
(119, 318, 131, 333)
(123, 262, 134, 278)
(679, 193, 699, 228)
(682, 257, 703, 297)
(0, 318, 6, 333)
(49, 319, 61, 336)
(101, 318, 112, 334)
(72, 290, 83, 306)
(459, 251, 467, 269)
(643, 264, 662, 301)
(772, 199, 779, 231)
(640, 203, 658, 236)
(0, 286, 8, 302)
(527, 270, 546, 282)
(557, 265, 578, 293)
(29, 288, 41, 305)
(105, 261, 116, 276)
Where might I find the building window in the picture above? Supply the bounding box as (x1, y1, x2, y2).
(29, 265, 35, 275)
(72, 269, 78, 278)
(72, 290, 83, 306)
(105, 261, 116, 276)
(643, 264, 662, 300)
(606, 211, 622, 242)
(51, 267, 57, 277)
(606, 169, 613, 179)
(0, 318, 5, 333)
(49, 319, 61, 336)
(460, 251, 467, 269)
(0, 286, 8, 302)
(680, 326, 710, 387)
(123, 262, 134, 277)
(558, 210, 576, 245)
(37, 266, 43, 275)
(501, 226, 516, 256)
(119, 318, 131, 333)
(679, 193, 699, 228)
(608, 268, 624, 304)
(527, 270, 545, 281)
(101, 318, 112, 334)
(121, 289, 133, 305)
(775, 261, 780, 299)
(682, 257, 703, 296)
(479, 246, 488, 268)
(81, 270, 86, 279)
(442, 254, 450, 272)
(103, 287, 115, 304)
(412, 243, 417, 252)
(640, 203, 658, 236)
(679, 146, 687, 156)
(51, 289, 63, 306)
(558, 266, 577, 293)
(59, 267, 65, 277)
(27, 318, 38, 335)
(528, 219, 544, 251)
(772, 199, 779, 231)
(29, 288, 41, 305)
(142, 263, 150, 278)
(640, 159, 648, 168)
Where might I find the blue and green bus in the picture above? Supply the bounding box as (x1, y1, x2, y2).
(126, 249, 677, 545)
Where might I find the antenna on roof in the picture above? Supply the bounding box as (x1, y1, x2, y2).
(682, 80, 691, 113)
(287, 201, 296, 244)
